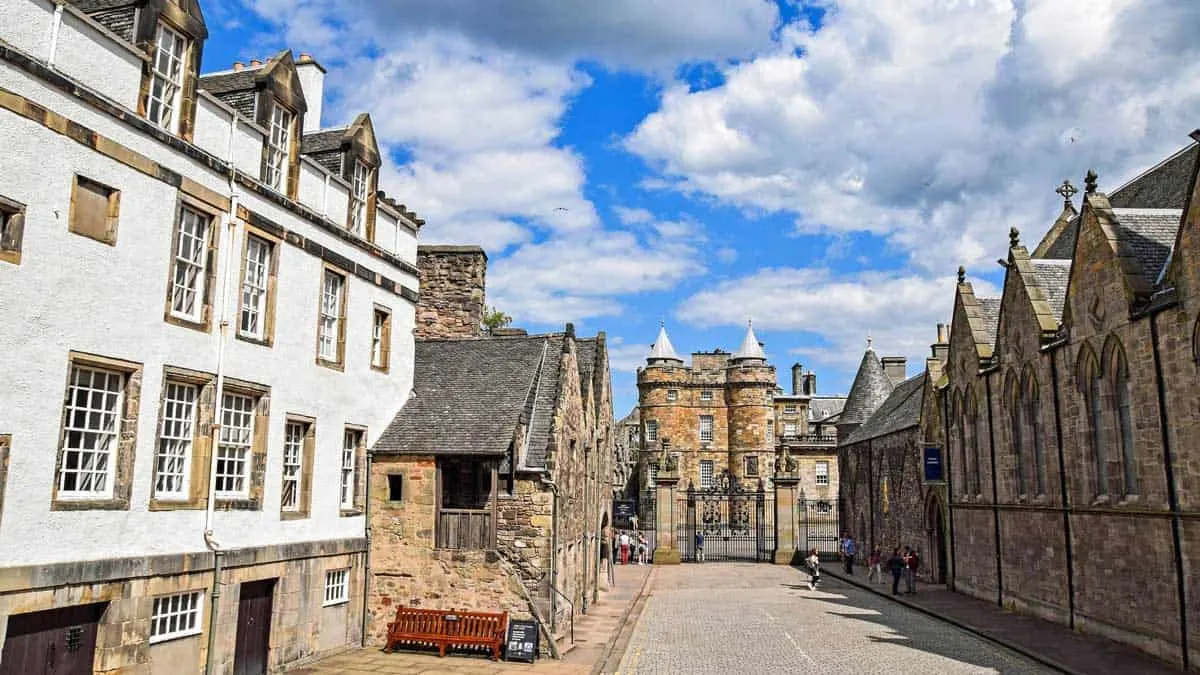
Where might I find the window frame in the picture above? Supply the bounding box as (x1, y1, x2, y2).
(699, 415, 714, 443)
(347, 159, 371, 236)
(215, 391, 256, 500)
(166, 203, 215, 326)
(280, 415, 316, 519)
(323, 568, 350, 606)
(371, 305, 392, 373)
(263, 102, 295, 193)
(783, 422, 798, 437)
(815, 460, 829, 486)
(153, 380, 199, 501)
(0, 194, 26, 266)
(68, 175, 120, 246)
(340, 426, 366, 515)
(699, 459, 714, 489)
(236, 230, 278, 346)
(281, 421, 304, 513)
(744, 455, 759, 477)
(666, 389, 678, 402)
(149, 590, 204, 644)
(316, 267, 348, 369)
(145, 22, 188, 132)
(645, 420, 658, 443)
(700, 389, 713, 402)
(784, 404, 797, 414)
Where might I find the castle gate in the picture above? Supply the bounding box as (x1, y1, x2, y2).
(674, 472, 775, 562)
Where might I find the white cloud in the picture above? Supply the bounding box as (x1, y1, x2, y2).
(627, 0, 1200, 274)
(613, 206, 655, 225)
(605, 336, 654, 374)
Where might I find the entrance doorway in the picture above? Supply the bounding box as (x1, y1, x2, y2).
(0, 602, 106, 675)
(675, 472, 774, 562)
(925, 495, 948, 584)
(234, 579, 276, 675)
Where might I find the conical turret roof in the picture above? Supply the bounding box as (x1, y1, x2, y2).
(731, 320, 766, 362)
(839, 339, 894, 426)
(647, 323, 682, 363)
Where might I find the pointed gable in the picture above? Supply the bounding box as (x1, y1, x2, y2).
(1164, 131, 1200, 297)
(1004, 229, 1064, 341)
(301, 113, 382, 177)
(949, 268, 998, 373)
(199, 50, 307, 122)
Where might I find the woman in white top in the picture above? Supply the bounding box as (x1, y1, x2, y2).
(806, 548, 821, 590)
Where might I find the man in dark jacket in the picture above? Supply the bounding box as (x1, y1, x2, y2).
(887, 547, 906, 595)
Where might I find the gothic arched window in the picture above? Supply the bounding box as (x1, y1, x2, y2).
(1079, 346, 1106, 497)
(1107, 341, 1137, 496)
(1006, 373, 1026, 498)
(1023, 369, 1046, 497)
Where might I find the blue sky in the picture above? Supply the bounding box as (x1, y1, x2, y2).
(200, 0, 1200, 417)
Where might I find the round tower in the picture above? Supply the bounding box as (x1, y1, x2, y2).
(726, 322, 775, 486)
(637, 323, 686, 489)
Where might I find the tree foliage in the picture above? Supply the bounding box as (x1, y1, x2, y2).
(482, 306, 513, 333)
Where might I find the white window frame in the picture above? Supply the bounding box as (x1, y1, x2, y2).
(264, 103, 293, 192)
(816, 460, 830, 486)
(154, 381, 198, 500)
(348, 160, 370, 235)
(341, 429, 360, 509)
(645, 420, 658, 443)
(150, 590, 203, 643)
(699, 459, 714, 489)
(318, 270, 344, 362)
(783, 422, 798, 437)
(281, 421, 304, 512)
(700, 389, 713, 402)
(239, 235, 271, 340)
(146, 23, 186, 132)
(666, 389, 678, 402)
(324, 568, 349, 606)
(371, 308, 388, 368)
(215, 392, 255, 498)
(784, 404, 797, 414)
(169, 206, 210, 322)
(58, 365, 124, 500)
(699, 415, 714, 443)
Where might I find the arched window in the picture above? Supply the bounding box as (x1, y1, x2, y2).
(971, 391, 985, 497)
(1006, 374, 1026, 497)
(1079, 347, 1106, 497)
(1024, 370, 1046, 497)
(1108, 343, 1137, 496)
(953, 391, 968, 501)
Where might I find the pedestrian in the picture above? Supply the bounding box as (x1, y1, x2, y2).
(867, 545, 883, 584)
(905, 547, 920, 594)
(841, 532, 857, 574)
(695, 530, 705, 562)
(887, 547, 906, 595)
(619, 531, 631, 565)
(637, 534, 648, 565)
(806, 548, 821, 590)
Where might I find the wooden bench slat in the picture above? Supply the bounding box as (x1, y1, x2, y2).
(384, 606, 509, 661)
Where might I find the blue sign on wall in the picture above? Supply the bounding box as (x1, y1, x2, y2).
(923, 446, 944, 483)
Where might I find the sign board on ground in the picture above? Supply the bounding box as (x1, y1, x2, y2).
(505, 619, 539, 663)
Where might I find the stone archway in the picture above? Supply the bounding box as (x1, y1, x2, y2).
(925, 493, 948, 584)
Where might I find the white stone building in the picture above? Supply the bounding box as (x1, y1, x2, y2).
(0, 0, 419, 672)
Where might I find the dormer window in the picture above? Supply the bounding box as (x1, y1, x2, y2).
(146, 24, 188, 131)
(264, 103, 294, 193)
(348, 159, 371, 236)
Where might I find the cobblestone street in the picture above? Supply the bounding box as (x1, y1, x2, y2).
(615, 564, 1058, 675)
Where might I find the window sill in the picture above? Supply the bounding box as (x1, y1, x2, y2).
(1032, 494, 1050, 506)
(148, 630, 202, 646)
(370, 364, 391, 374)
(149, 498, 204, 511)
(339, 508, 363, 517)
(316, 357, 346, 372)
(164, 311, 211, 334)
(1090, 494, 1112, 507)
(0, 248, 20, 266)
(1116, 494, 1141, 507)
(51, 496, 128, 511)
(215, 497, 260, 511)
(322, 599, 349, 608)
(235, 332, 274, 348)
(281, 510, 310, 521)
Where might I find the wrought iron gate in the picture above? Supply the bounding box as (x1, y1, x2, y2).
(797, 494, 841, 561)
(675, 472, 774, 562)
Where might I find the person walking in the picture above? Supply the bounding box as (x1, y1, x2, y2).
(904, 547, 920, 594)
(695, 530, 705, 562)
(841, 533, 857, 574)
(867, 545, 883, 584)
(619, 531, 631, 565)
(887, 547, 906, 595)
(806, 548, 821, 591)
(637, 534, 648, 565)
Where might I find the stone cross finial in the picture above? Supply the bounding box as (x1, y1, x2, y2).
(866, 334, 873, 350)
(957, 266, 966, 284)
(1056, 179, 1077, 205)
(1085, 169, 1098, 194)
(1009, 226, 1020, 248)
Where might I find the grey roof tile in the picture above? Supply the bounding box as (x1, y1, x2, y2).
(1030, 259, 1071, 321)
(1110, 208, 1182, 287)
(978, 297, 1002, 348)
(1040, 215, 1079, 259)
(1109, 144, 1198, 210)
(198, 69, 259, 95)
(301, 128, 346, 155)
(843, 373, 926, 445)
(840, 349, 893, 426)
(809, 397, 847, 422)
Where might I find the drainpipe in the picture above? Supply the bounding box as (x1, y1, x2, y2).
(983, 374, 1003, 608)
(1047, 344, 1076, 629)
(203, 111, 241, 675)
(941, 389, 956, 589)
(47, 3, 63, 67)
(1149, 313, 1189, 670)
(360, 451, 373, 646)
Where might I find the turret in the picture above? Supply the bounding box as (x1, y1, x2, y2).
(646, 322, 683, 366)
(730, 320, 767, 364)
(837, 337, 894, 443)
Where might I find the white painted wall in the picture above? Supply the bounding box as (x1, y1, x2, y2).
(0, 2, 420, 567)
(0, 0, 54, 60)
(54, 8, 143, 110)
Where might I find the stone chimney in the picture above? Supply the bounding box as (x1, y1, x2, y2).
(233, 61, 245, 72)
(295, 53, 326, 133)
(804, 372, 816, 395)
(415, 245, 488, 339)
(249, 59, 262, 68)
(931, 323, 950, 362)
(791, 363, 802, 395)
(881, 356, 907, 385)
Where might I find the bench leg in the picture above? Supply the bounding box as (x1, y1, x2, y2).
(438, 640, 446, 658)
(492, 642, 500, 661)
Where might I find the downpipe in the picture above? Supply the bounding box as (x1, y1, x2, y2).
(540, 477, 573, 646)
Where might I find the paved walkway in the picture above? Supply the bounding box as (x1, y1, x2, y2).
(288, 563, 652, 674)
(617, 563, 1055, 674)
(821, 563, 1182, 675)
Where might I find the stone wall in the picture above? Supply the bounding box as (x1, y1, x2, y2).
(415, 245, 487, 339)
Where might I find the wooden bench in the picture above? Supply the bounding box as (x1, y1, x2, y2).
(384, 606, 508, 661)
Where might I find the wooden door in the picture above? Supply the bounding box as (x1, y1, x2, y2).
(0, 603, 105, 675)
(233, 579, 275, 675)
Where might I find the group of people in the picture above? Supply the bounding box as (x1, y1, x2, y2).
(803, 533, 921, 596)
(616, 530, 649, 565)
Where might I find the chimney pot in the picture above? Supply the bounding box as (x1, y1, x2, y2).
(299, 52, 313, 62)
(804, 372, 816, 396)
(791, 363, 802, 395)
(233, 61, 245, 71)
(932, 323, 950, 362)
(250, 59, 262, 68)
(881, 356, 907, 385)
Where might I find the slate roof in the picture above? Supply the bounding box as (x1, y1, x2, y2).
(301, 128, 346, 155)
(67, 0, 136, 11)
(372, 335, 563, 470)
(978, 297, 1002, 348)
(1038, 215, 1079, 260)
(840, 349, 894, 427)
(1110, 208, 1182, 287)
(809, 397, 847, 422)
(198, 69, 259, 95)
(1030, 259, 1071, 321)
(843, 373, 926, 446)
(1109, 144, 1199, 210)
(732, 322, 767, 361)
